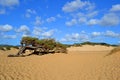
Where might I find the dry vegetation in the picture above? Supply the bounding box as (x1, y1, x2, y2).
(0, 45, 19, 51)
(20, 37, 67, 54)
(73, 41, 118, 47)
(107, 46, 120, 56)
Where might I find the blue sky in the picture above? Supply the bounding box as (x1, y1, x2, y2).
(0, 0, 120, 45)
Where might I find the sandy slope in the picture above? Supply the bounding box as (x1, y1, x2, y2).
(0, 45, 120, 80)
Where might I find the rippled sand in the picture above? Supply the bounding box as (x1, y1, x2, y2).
(0, 45, 120, 80)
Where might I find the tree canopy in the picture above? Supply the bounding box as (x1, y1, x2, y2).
(20, 36, 67, 53)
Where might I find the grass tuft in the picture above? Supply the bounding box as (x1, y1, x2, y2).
(106, 46, 120, 56)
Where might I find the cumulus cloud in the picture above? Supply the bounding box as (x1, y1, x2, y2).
(91, 32, 101, 37)
(78, 17, 87, 23)
(91, 31, 120, 39)
(62, 0, 94, 12)
(66, 19, 77, 26)
(0, 24, 13, 32)
(63, 1, 120, 27)
(104, 30, 120, 38)
(86, 11, 98, 18)
(27, 9, 36, 14)
(61, 33, 89, 42)
(110, 4, 120, 12)
(61, 33, 80, 42)
(34, 16, 43, 26)
(32, 26, 57, 38)
(16, 25, 29, 32)
(32, 27, 43, 37)
(16, 25, 30, 36)
(87, 19, 98, 26)
(46, 17, 56, 22)
(41, 29, 56, 38)
(0, 0, 19, 7)
(62, 0, 98, 26)
(99, 13, 120, 26)
(25, 9, 36, 18)
(61, 31, 120, 43)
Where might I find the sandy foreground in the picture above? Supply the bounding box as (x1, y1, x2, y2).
(0, 45, 120, 80)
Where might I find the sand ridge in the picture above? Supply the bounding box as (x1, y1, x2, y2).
(0, 45, 120, 80)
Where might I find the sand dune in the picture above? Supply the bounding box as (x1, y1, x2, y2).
(0, 45, 120, 80)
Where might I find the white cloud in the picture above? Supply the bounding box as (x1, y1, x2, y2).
(61, 33, 80, 42)
(27, 9, 36, 14)
(34, 16, 43, 26)
(85, 2, 95, 11)
(66, 11, 99, 26)
(75, 12, 85, 18)
(25, 9, 36, 18)
(0, 24, 13, 31)
(63, 1, 120, 27)
(62, 0, 93, 12)
(91, 32, 101, 37)
(42, 29, 56, 38)
(98, 4, 120, 26)
(32, 27, 43, 37)
(78, 17, 87, 23)
(86, 11, 98, 18)
(16, 25, 29, 32)
(16, 25, 30, 36)
(46, 17, 56, 22)
(104, 30, 120, 38)
(32, 27, 57, 38)
(66, 19, 77, 26)
(91, 31, 120, 39)
(87, 19, 98, 26)
(70, 33, 79, 40)
(61, 33, 89, 42)
(99, 13, 120, 26)
(0, 0, 19, 7)
(22, 34, 30, 37)
(61, 31, 120, 43)
(110, 4, 120, 12)
(3, 35, 16, 39)
(62, 0, 98, 26)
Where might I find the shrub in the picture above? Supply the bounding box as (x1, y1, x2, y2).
(5, 46, 11, 50)
(20, 37, 67, 54)
(21, 36, 38, 46)
(0, 46, 5, 50)
(107, 46, 120, 56)
(12, 46, 19, 49)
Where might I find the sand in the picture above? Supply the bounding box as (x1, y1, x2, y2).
(0, 45, 120, 80)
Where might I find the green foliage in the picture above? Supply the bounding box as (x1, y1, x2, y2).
(20, 37, 67, 53)
(73, 41, 117, 47)
(73, 43, 82, 47)
(0, 46, 5, 50)
(0, 45, 19, 51)
(55, 42, 67, 53)
(12, 46, 19, 49)
(5, 46, 11, 50)
(21, 36, 38, 46)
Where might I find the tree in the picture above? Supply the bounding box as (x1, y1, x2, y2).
(20, 37, 67, 54)
(20, 36, 38, 46)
